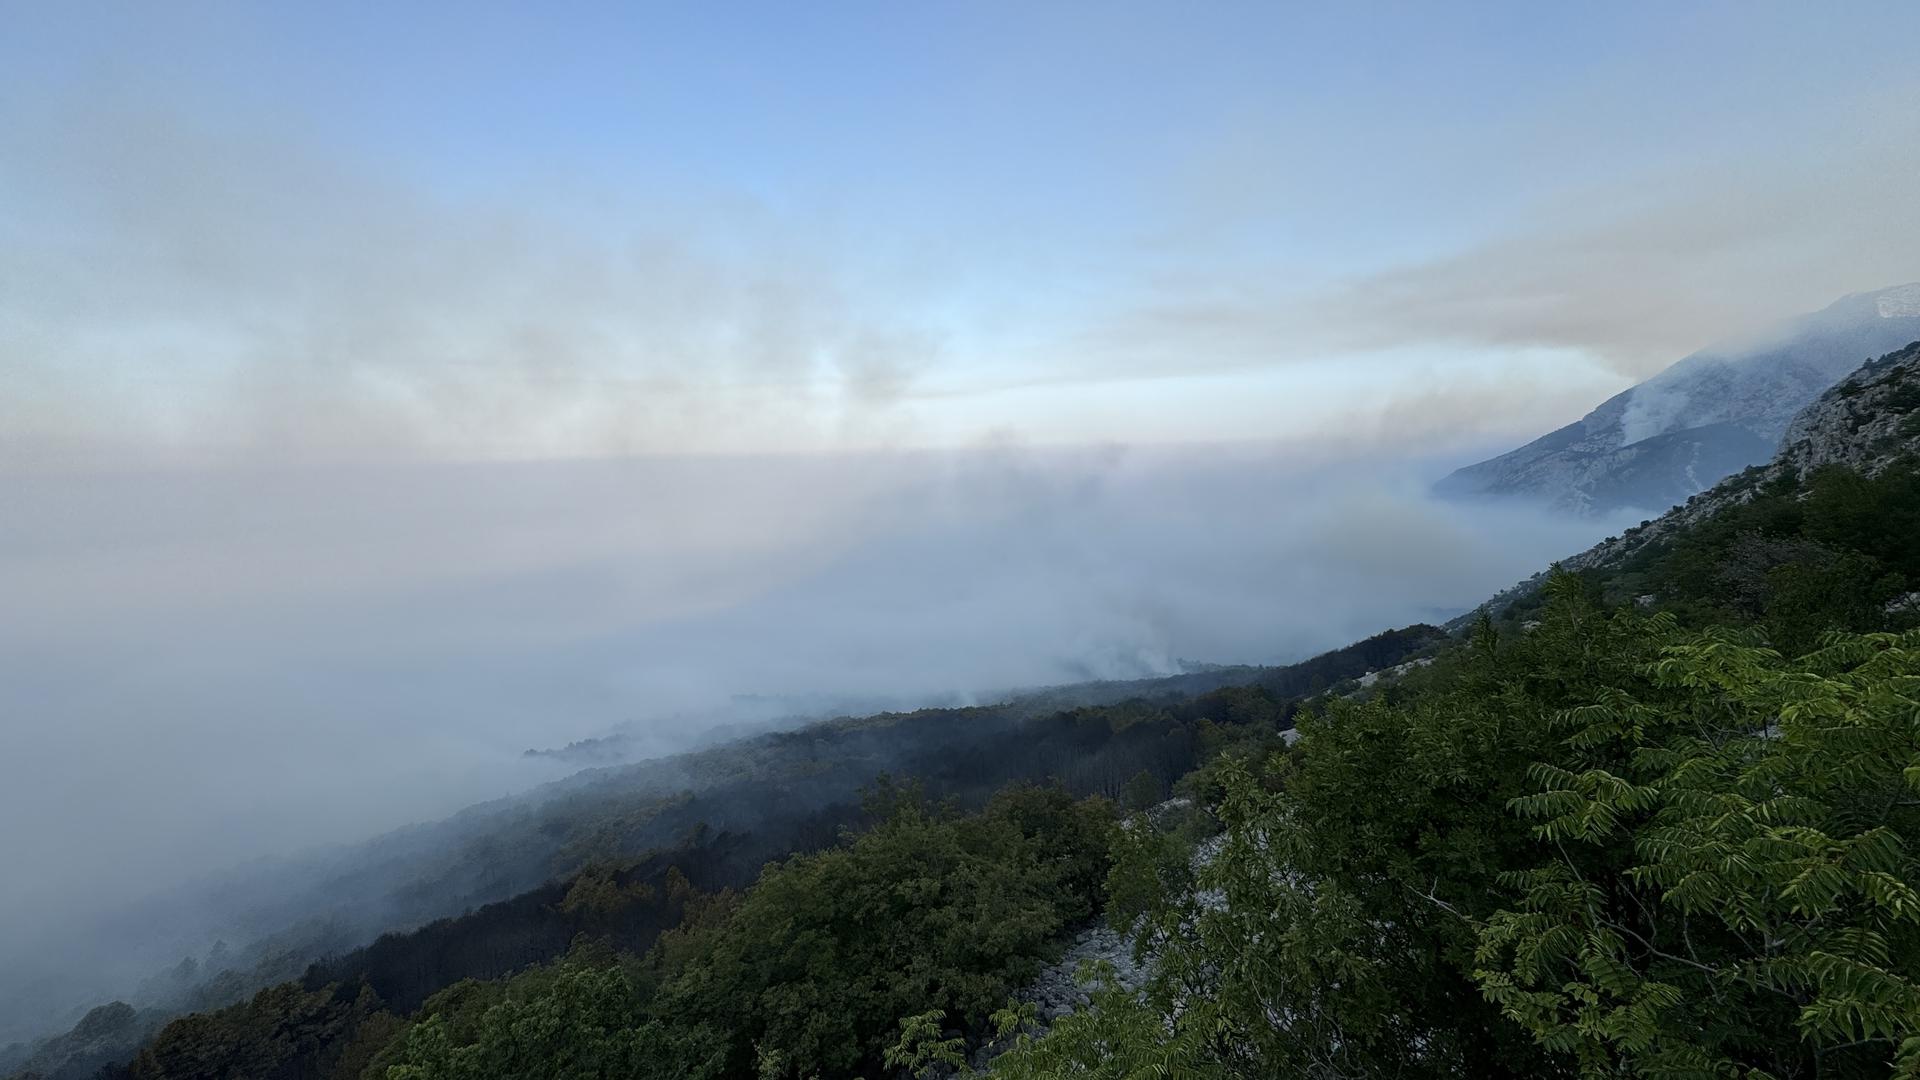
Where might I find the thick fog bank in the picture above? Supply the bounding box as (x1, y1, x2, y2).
(0, 443, 1625, 1041)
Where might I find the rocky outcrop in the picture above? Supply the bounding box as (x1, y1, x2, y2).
(1016, 924, 1148, 1026)
(1455, 339, 1920, 627)
(951, 812, 1223, 1075)
(1564, 339, 1920, 572)
(1353, 656, 1434, 689)
(1437, 285, 1920, 516)
(1775, 342, 1920, 474)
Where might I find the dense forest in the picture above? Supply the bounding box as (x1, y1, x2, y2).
(12, 344, 1920, 1079)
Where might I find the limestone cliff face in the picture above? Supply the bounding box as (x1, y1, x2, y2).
(1437, 285, 1920, 516)
(1776, 342, 1920, 475)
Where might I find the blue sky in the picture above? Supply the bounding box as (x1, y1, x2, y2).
(5, 1, 1920, 459)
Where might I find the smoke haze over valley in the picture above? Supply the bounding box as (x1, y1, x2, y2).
(8, 3, 1920, 1074)
(0, 444, 1625, 1019)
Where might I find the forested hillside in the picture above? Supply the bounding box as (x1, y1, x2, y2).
(14, 341, 1920, 1080)
(991, 341, 1920, 1077)
(2, 628, 1439, 1080)
(1434, 284, 1920, 515)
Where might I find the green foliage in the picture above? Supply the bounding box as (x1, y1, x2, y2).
(363, 784, 1114, 1080)
(1137, 759, 1455, 1077)
(883, 1010, 967, 1079)
(1600, 463, 1920, 653)
(555, 863, 661, 925)
(648, 784, 1116, 1078)
(383, 962, 715, 1080)
(0, 1001, 163, 1080)
(1006, 574, 1920, 1080)
(124, 981, 390, 1080)
(1120, 771, 1162, 812)
(1477, 626, 1920, 1078)
(988, 962, 1216, 1079)
(1101, 812, 1193, 933)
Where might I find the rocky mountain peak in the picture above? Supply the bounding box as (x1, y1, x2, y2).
(1436, 284, 1920, 516)
(1874, 282, 1920, 318)
(1455, 339, 1920, 628)
(1566, 339, 1920, 572)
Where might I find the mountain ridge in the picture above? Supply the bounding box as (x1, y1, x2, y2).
(1564, 337, 1920, 572)
(1436, 284, 1920, 515)
(1454, 337, 1920, 629)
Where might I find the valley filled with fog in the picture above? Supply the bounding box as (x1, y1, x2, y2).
(0, 441, 1626, 1037)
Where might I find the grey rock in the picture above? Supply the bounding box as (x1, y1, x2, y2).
(1566, 339, 1920, 571)
(1459, 338, 1920, 626)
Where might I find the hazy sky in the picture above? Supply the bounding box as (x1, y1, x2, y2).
(7, 1, 1919, 463)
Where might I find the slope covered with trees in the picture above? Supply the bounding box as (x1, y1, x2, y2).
(997, 578, 1920, 1079)
(989, 342, 1920, 1078)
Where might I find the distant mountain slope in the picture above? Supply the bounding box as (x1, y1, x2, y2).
(1566, 338, 1920, 572)
(1458, 338, 1920, 628)
(526, 626, 1445, 768)
(1436, 283, 1920, 515)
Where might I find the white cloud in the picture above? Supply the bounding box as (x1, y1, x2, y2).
(0, 96, 946, 465)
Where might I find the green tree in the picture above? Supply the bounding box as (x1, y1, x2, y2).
(884, 1009, 968, 1079)
(996, 575, 1665, 1078)
(1477, 627, 1920, 1078)
(1120, 771, 1161, 813)
(648, 784, 1115, 1078)
(383, 964, 707, 1080)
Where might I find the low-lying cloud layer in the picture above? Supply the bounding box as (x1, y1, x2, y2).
(0, 445, 1629, 1038)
